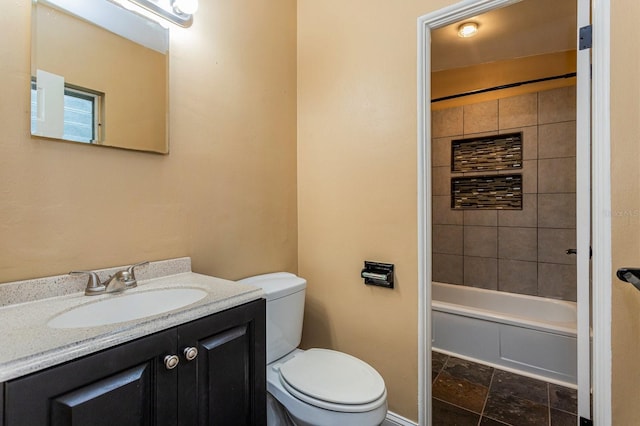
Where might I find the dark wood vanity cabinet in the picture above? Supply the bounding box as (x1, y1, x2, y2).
(2, 299, 266, 426)
(177, 300, 266, 426)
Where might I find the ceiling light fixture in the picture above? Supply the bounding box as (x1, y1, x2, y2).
(127, 0, 198, 27)
(457, 22, 479, 38)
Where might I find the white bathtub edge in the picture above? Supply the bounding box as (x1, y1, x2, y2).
(431, 300, 577, 337)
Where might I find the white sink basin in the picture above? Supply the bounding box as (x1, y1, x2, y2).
(48, 288, 208, 329)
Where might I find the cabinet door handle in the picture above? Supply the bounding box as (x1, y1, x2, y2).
(183, 346, 198, 361)
(164, 354, 180, 370)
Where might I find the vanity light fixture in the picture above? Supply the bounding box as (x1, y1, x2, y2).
(127, 0, 199, 27)
(172, 0, 198, 14)
(457, 22, 479, 38)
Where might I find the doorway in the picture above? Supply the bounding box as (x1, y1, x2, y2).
(416, 0, 610, 424)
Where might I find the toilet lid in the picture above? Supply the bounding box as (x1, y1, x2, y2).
(279, 349, 386, 406)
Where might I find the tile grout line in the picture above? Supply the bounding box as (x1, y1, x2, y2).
(547, 383, 552, 426)
(434, 353, 487, 424)
(432, 353, 447, 384)
(476, 367, 495, 426)
(432, 396, 482, 420)
(478, 368, 511, 426)
(478, 367, 503, 426)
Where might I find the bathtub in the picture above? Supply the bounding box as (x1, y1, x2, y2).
(431, 282, 577, 386)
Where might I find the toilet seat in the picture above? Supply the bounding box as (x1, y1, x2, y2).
(278, 348, 387, 413)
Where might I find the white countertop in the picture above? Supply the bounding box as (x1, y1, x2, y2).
(0, 271, 263, 382)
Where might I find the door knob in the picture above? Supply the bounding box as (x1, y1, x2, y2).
(164, 354, 180, 370)
(617, 268, 640, 291)
(183, 346, 198, 361)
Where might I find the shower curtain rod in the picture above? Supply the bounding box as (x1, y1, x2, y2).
(431, 72, 577, 103)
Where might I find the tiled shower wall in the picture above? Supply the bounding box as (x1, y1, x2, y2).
(431, 86, 577, 301)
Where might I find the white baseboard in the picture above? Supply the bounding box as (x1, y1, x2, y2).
(382, 411, 418, 426)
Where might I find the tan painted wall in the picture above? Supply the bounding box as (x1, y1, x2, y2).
(298, 0, 454, 420)
(0, 0, 297, 283)
(432, 51, 576, 109)
(610, 1, 640, 424)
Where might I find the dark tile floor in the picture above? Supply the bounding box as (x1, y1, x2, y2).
(432, 351, 578, 426)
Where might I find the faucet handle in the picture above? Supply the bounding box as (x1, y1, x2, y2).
(70, 271, 105, 296)
(125, 261, 149, 288)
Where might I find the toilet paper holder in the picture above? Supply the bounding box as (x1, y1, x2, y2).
(361, 261, 394, 288)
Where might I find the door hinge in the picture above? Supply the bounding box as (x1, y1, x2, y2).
(579, 25, 592, 50)
(580, 417, 593, 426)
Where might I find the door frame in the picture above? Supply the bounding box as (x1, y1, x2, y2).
(416, 0, 612, 424)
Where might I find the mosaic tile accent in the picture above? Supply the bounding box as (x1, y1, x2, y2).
(452, 174, 522, 210)
(452, 132, 522, 172)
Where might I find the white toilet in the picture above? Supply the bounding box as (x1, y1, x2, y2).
(238, 272, 388, 426)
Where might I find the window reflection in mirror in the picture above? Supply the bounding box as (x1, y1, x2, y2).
(31, 1, 169, 154)
(31, 77, 103, 143)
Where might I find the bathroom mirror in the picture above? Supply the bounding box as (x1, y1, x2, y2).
(31, 0, 169, 154)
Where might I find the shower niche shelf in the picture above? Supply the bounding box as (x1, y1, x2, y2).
(451, 132, 522, 172)
(451, 174, 522, 210)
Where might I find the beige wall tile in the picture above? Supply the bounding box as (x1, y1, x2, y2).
(537, 263, 577, 301)
(538, 228, 577, 265)
(432, 166, 451, 196)
(463, 100, 498, 134)
(498, 259, 538, 295)
(463, 209, 498, 226)
(498, 227, 537, 261)
(522, 159, 538, 194)
(464, 256, 498, 290)
(464, 226, 498, 258)
(433, 225, 463, 255)
(538, 121, 576, 159)
(432, 254, 464, 285)
(499, 93, 538, 129)
(433, 195, 463, 225)
(432, 84, 578, 303)
(459, 131, 498, 139)
(433, 107, 463, 138)
(538, 86, 576, 124)
(498, 194, 537, 227)
(538, 194, 576, 228)
(432, 137, 456, 167)
(538, 157, 576, 193)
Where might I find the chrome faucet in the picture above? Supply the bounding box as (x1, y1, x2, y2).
(102, 270, 134, 292)
(70, 261, 149, 296)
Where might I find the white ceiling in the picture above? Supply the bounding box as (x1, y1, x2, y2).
(431, 0, 577, 72)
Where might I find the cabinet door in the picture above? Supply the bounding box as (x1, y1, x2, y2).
(4, 329, 177, 426)
(177, 299, 266, 426)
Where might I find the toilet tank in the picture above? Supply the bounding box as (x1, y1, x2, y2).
(237, 272, 306, 364)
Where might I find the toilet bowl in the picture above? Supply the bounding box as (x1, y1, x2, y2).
(237, 273, 388, 426)
(267, 349, 387, 426)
